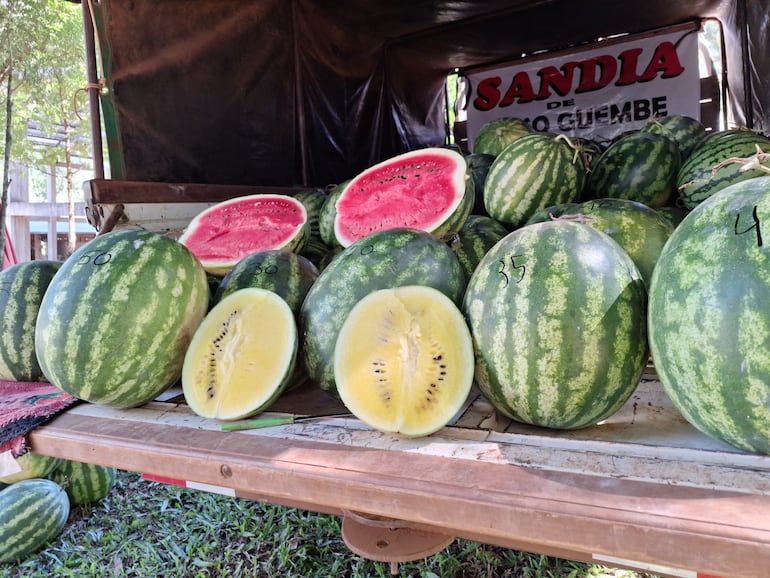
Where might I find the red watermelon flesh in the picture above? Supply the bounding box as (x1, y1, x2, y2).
(179, 194, 308, 276)
(333, 148, 469, 247)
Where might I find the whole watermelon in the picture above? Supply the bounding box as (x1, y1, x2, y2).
(300, 228, 466, 397)
(640, 115, 706, 160)
(463, 221, 648, 429)
(648, 175, 770, 454)
(586, 131, 680, 208)
(35, 229, 210, 408)
(472, 117, 531, 157)
(484, 133, 586, 229)
(0, 260, 61, 381)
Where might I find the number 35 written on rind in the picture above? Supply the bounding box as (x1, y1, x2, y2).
(498, 255, 526, 288)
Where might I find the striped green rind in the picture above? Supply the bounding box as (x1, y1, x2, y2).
(0, 453, 62, 485)
(586, 131, 680, 208)
(0, 261, 61, 381)
(0, 478, 70, 563)
(640, 115, 707, 159)
(448, 214, 509, 282)
(318, 181, 348, 248)
(294, 188, 328, 241)
(35, 229, 210, 408)
(300, 228, 466, 397)
(676, 128, 770, 210)
(213, 250, 319, 315)
(648, 175, 770, 454)
(484, 133, 585, 229)
(473, 117, 531, 157)
(50, 460, 116, 506)
(463, 221, 648, 429)
(527, 198, 674, 289)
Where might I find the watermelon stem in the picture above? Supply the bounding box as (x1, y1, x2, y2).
(680, 144, 770, 191)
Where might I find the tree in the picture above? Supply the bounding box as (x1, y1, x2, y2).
(1, 0, 91, 260)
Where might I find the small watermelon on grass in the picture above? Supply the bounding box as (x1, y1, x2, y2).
(35, 229, 210, 408)
(333, 147, 473, 247)
(648, 175, 770, 454)
(301, 228, 466, 397)
(183, 288, 298, 420)
(334, 285, 474, 437)
(0, 452, 61, 485)
(0, 478, 69, 563)
(50, 460, 116, 506)
(463, 221, 648, 429)
(179, 194, 309, 276)
(0, 260, 61, 382)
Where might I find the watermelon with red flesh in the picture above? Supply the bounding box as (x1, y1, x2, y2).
(333, 147, 472, 247)
(179, 194, 309, 276)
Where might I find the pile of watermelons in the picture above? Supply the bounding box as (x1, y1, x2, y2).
(2, 115, 770, 562)
(0, 452, 117, 562)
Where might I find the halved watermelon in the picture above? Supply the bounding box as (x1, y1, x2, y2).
(179, 194, 309, 276)
(333, 148, 472, 247)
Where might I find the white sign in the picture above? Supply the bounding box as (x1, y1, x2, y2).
(464, 24, 701, 147)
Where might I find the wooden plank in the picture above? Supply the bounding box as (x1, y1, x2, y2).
(27, 379, 770, 577)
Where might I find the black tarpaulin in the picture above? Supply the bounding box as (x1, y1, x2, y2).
(84, 0, 770, 188)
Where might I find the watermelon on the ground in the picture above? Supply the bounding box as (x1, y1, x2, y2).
(0, 260, 61, 382)
(35, 229, 210, 408)
(648, 175, 770, 454)
(463, 220, 648, 429)
(301, 228, 466, 398)
(0, 478, 70, 563)
(333, 148, 473, 247)
(50, 460, 116, 506)
(179, 194, 309, 276)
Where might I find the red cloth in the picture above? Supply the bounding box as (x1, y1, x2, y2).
(0, 381, 79, 457)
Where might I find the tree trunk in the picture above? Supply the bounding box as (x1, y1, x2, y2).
(0, 65, 12, 266)
(64, 119, 76, 257)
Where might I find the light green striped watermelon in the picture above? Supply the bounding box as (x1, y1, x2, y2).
(472, 117, 531, 157)
(586, 131, 680, 208)
(483, 133, 586, 229)
(463, 220, 648, 429)
(0, 260, 61, 382)
(648, 175, 770, 454)
(300, 228, 466, 397)
(676, 128, 770, 210)
(640, 115, 707, 159)
(0, 452, 61, 485)
(50, 460, 116, 506)
(333, 148, 473, 247)
(526, 198, 674, 289)
(213, 249, 319, 315)
(0, 478, 70, 562)
(35, 229, 210, 408)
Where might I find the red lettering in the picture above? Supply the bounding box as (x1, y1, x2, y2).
(473, 77, 502, 111)
(616, 48, 644, 85)
(575, 55, 617, 93)
(639, 41, 685, 81)
(536, 63, 579, 99)
(500, 71, 537, 106)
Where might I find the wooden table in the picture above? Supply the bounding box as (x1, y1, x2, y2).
(29, 376, 770, 577)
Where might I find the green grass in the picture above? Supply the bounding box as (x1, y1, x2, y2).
(1, 471, 656, 577)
